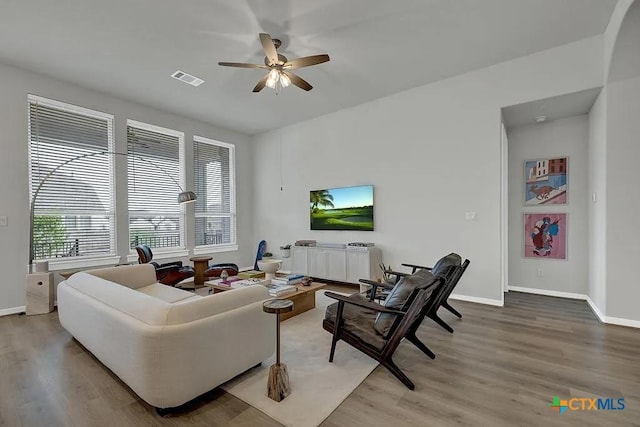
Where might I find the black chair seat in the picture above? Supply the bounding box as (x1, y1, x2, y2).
(325, 294, 385, 351)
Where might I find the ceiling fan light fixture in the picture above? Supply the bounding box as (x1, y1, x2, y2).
(280, 73, 291, 88)
(268, 69, 279, 80)
(266, 77, 277, 89)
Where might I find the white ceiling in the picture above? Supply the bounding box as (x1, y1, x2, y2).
(0, 0, 617, 135)
(502, 88, 602, 129)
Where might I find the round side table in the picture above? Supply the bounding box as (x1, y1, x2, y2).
(190, 256, 212, 288)
(263, 299, 294, 402)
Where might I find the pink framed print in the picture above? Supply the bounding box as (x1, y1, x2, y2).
(524, 213, 567, 260)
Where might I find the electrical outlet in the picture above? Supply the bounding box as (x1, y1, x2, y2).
(465, 211, 477, 221)
(537, 268, 544, 277)
(0, 216, 7, 227)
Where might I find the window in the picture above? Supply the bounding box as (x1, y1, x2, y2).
(28, 95, 115, 261)
(193, 136, 236, 247)
(127, 120, 186, 252)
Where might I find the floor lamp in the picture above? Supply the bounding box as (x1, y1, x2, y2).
(29, 150, 197, 273)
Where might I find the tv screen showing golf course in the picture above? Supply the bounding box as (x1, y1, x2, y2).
(310, 185, 374, 231)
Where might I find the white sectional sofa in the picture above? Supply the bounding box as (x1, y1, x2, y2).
(57, 264, 275, 410)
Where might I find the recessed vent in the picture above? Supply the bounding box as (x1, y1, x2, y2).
(171, 70, 204, 87)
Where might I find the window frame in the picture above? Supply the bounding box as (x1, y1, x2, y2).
(27, 94, 119, 269)
(192, 135, 238, 255)
(126, 119, 188, 257)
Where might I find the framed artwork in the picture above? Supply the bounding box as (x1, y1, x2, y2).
(524, 157, 568, 205)
(524, 213, 567, 260)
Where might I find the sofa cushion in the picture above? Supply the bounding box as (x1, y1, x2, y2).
(66, 272, 170, 326)
(137, 283, 200, 303)
(374, 269, 438, 337)
(86, 264, 157, 290)
(166, 285, 269, 325)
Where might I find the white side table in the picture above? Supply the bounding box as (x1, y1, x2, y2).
(26, 272, 54, 315)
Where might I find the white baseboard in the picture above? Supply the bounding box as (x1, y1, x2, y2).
(449, 293, 503, 307)
(585, 296, 606, 323)
(508, 286, 587, 300)
(509, 286, 640, 329)
(604, 316, 640, 329)
(0, 306, 26, 317)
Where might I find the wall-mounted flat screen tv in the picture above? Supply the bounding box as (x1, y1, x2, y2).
(310, 185, 374, 231)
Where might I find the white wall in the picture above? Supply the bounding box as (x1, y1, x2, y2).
(589, 0, 640, 325)
(251, 36, 604, 304)
(588, 90, 607, 313)
(507, 116, 589, 294)
(0, 62, 253, 312)
(605, 74, 640, 322)
(604, 0, 636, 82)
(606, 0, 639, 83)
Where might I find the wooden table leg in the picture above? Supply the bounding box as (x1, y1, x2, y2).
(193, 261, 205, 288)
(276, 312, 281, 365)
(267, 311, 290, 401)
(190, 256, 212, 288)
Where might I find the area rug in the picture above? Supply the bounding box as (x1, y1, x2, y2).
(221, 291, 379, 427)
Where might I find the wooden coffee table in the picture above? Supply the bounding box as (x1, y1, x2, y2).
(206, 280, 326, 321)
(277, 282, 326, 321)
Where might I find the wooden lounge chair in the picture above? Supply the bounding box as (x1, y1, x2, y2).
(322, 271, 444, 389)
(371, 253, 470, 333)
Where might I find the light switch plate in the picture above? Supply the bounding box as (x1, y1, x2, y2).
(465, 211, 477, 221)
(0, 216, 7, 227)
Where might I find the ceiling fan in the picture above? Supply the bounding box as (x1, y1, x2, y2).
(218, 33, 330, 93)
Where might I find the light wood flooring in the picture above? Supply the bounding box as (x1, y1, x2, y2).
(1, 288, 639, 426)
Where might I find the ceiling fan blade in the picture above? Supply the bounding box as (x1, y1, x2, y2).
(284, 54, 330, 69)
(218, 62, 268, 69)
(283, 71, 313, 91)
(259, 33, 279, 65)
(252, 73, 270, 92)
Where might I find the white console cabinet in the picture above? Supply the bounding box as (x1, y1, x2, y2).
(291, 245, 308, 274)
(309, 248, 347, 281)
(291, 245, 382, 285)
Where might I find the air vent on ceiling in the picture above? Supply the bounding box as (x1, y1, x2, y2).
(171, 70, 204, 87)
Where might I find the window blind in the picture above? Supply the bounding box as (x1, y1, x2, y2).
(127, 121, 185, 251)
(193, 136, 236, 247)
(28, 95, 115, 260)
